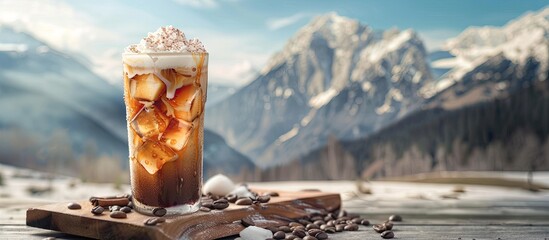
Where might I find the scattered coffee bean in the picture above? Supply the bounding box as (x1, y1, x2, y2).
(307, 229, 321, 236)
(384, 221, 394, 230)
(299, 219, 312, 225)
(155, 217, 166, 223)
(273, 231, 286, 239)
(289, 222, 303, 227)
(235, 198, 253, 205)
(326, 220, 335, 227)
(144, 218, 158, 226)
(119, 206, 131, 213)
(278, 226, 292, 233)
(153, 207, 167, 217)
(127, 201, 134, 209)
(201, 200, 213, 209)
(388, 215, 402, 222)
(306, 223, 319, 230)
(335, 224, 345, 232)
(351, 218, 363, 224)
(199, 207, 211, 212)
(314, 231, 328, 240)
(110, 211, 127, 219)
(373, 224, 386, 233)
(344, 223, 359, 231)
(303, 236, 317, 240)
(91, 206, 104, 215)
(67, 202, 81, 210)
(313, 220, 324, 226)
(240, 217, 254, 227)
(360, 219, 370, 226)
(257, 195, 271, 203)
(266, 226, 279, 233)
(324, 227, 336, 233)
(265, 191, 279, 197)
(381, 230, 395, 239)
(285, 234, 297, 240)
(292, 229, 307, 238)
(213, 199, 229, 210)
(225, 194, 237, 203)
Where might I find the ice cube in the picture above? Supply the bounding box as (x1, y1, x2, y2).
(135, 140, 178, 174)
(131, 106, 170, 139)
(239, 226, 273, 240)
(130, 74, 166, 101)
(174, 65, 197, 78)
(161, 118, 193, 151)
(161, 68, 194, 88)
(168, 85, 203, 122)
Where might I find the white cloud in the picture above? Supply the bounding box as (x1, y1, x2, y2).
(266, 12, 311, 30)
(0, 0, 124, 83)
(418, 29, 461, 51)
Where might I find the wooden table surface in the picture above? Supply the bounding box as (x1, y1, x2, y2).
(1, 171, 549, 239)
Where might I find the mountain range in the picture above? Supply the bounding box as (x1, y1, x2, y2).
(0, 27, 254, 178)
(256, 7, 549, 179)
(206, 13, 433, 167)
(207, 7, 549, 173)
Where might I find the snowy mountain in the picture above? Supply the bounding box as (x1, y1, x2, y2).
(422, 7, 549, 98)
(0, 27, 254, 176)
(206, 13, 433, 167)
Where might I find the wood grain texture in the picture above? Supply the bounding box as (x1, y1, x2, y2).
(26, 189, 341, 240)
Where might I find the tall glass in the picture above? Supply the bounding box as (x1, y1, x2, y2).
(122, 52, 207, 215)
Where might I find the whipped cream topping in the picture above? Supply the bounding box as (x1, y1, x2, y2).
(125, 26, 207, 53)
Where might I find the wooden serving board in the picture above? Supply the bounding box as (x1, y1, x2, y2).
(26, 189, 341, 240)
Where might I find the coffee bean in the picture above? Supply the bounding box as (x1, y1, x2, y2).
(298, 219, 312, 225)
(285, 234, 297, 240)
(120, 206, 132, 213)
(127, 201, 134, 209)
(314, 231, 328, 240)
(155, 217, 166, 223)
(303, 236, 317, 240)
(257, 195, 271, 203)
(153, 207, 167, 217)
(360, 219, 370, 226)
(225, 194, 237, 203)
(91, 206, 104, 215)
(351, 218, 363, 224)
(335, 224, 345, 232)
(384, 221, 394, 230)
(213, 199, 229, 210)
(292, 229, 307, 238)
(278, 226, 292, 233)
(67, 202, 81, 210)
(110, 211, 127, 219)
(313, 220, 324, 226)
(326, 220, 335, 227)
(306, 223, 319, 230)
(266, 226, 279, 233)
(381, 230, 395, 239)
(199, 207, 211, 212)
(388, 215, 402, 222)
(344, 223, 359, 231)
(265, 191, 279, 197)
(240, 218, 254, 227)
(273, 231, 286, 239)
(289, 222, 303, 227)
(324, 227, 336, 233)
(235, 198, 253, 205)
(373, 224, 386, 233)
(201, 200, 214, 209)
(291, 226, 305, 232)
(307, 229, 321, 236)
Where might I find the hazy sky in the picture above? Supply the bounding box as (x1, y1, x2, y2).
(0, 0, 547, 85)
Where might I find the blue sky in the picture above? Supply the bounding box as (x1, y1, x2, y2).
(1, 0, 548, 85)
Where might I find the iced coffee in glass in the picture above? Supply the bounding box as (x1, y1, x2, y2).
(122, 26, 207, 215)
